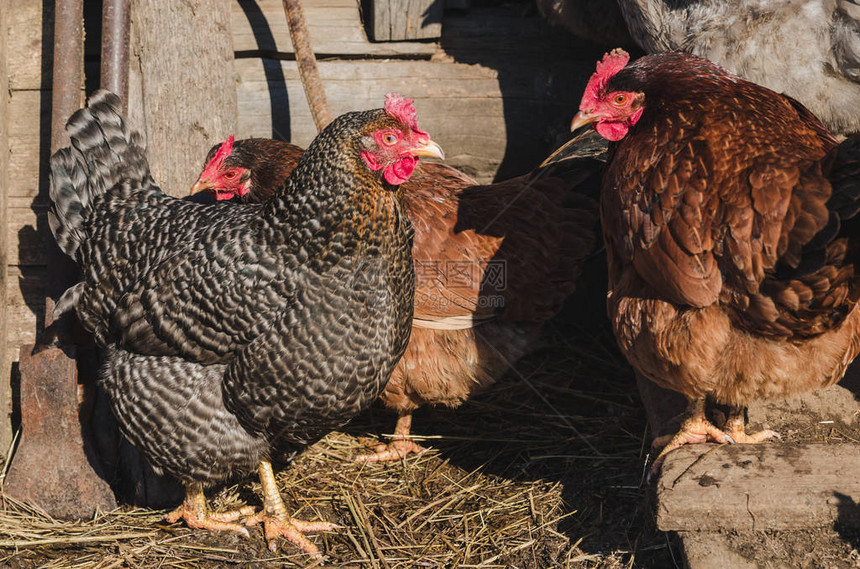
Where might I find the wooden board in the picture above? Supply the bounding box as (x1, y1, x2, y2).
(128, 0, 238, 196)
(656, 443, 860, 531)
(5, 0, 50, 91)
(7, 90, 52, 200)
(232, 0, 437, 57)
(0, 0, 10, 449)
(7, 204, 49, 267)
(368, 0, 442, 41)
(234, 2, 605, 181)
(235, 55, 595, 182)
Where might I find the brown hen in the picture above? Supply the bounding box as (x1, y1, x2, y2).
(192, 133, 603, 461)
(550, 49, 860, 472)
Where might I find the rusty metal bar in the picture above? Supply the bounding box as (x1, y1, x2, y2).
(47, 0, 85, 332)
(282, 0, 332, 132)
(50, 0, 85, 156)
(100, 0, 130, 109)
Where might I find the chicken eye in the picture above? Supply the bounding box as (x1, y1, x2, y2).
(613, 94, 628, 105)
(381, 133, 399, 145)
(224, 170, 237, 180)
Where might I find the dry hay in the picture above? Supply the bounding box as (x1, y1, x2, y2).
(0, 277, 677, 568)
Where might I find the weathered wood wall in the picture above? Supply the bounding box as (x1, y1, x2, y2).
(0, 0, 9, 451)
(233, 0, 606, 183)
(2, 0, 237, 449)
(367, 0, 442, 41)
(5, 1, 54, 454)
(128, 0, 237, 197)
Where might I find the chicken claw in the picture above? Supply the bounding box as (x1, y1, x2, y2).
(356, 413, 426, 463)
(252, 460, 337, 557)
(166, 486, 256, 537)
(724, 405, 778, 444)
(245, 511, 338, 555)
(357, 438, 427, 463)
(649, 398, 733, 477)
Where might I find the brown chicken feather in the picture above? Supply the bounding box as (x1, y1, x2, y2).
(192, 134, 603, 460)
(554, 49, 860, 472)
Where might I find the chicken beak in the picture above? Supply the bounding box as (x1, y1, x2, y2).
(570, 110, 599, 132)
(189, 177, 214, 196)
(411, 139, 445, 160)
(539, 128, 605, 169)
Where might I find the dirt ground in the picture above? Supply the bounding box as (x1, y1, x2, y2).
(1, 258, 859, 568)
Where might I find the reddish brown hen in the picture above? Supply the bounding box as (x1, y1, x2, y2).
(192, 133, 604, 461)
(551, 48, 860, 472)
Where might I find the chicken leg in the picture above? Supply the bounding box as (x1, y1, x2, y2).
(650, 398, 734, 475)
(243, 460, 338, 556)
(165, 485, 256, 536)
(356, 412, 426, 462)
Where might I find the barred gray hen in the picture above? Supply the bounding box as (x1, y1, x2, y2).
(48, 90, 442, 555)
(190, 133, 603, 462)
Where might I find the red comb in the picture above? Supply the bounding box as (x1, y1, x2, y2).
(384, 93, 428, 136)
(206, 135, 235, 171)
(581, 49, 630, 111)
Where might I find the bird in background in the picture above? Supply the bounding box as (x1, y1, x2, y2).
(48, 90, 442, 555)
(615, 0, 860, 135)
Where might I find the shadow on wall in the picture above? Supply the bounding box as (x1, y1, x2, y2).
(437, 2, 610, 181)
(236, 0, 616, 181)
(236, 0, 291, 141)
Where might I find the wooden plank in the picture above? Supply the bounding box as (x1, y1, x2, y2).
(6, 266, 43, 347)
(8, 89, 52, 200)
(235, 57, 591, 182)
(656, 443, 860, 531)
(6, 0, 50, 91)
(232, 0, 437, 56)
(368, 0, 442, 41)
(128, 0, 238, 197)
(7, 206, 48, 266)
(5, 266, 43, 400)
(0, 0, 10, 449)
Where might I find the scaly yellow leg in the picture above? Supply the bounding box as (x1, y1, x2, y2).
(244, 460, 338, 556)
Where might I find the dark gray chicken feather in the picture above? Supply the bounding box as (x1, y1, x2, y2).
(48, 90, 415, 486)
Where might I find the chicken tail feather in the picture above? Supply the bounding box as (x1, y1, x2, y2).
(48, 90, 151, 259)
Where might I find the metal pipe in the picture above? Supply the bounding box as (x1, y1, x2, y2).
(47, 0, 84, 331)
(50, 0, 84, 155)
(100, 0, 131, 109)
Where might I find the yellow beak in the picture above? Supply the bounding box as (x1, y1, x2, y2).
(190, 177, 215, 196)
(411, 139, 445, 160)
(570, 110, 599, 132)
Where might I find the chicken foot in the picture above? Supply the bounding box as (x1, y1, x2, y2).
(724, 405, 778, 444)
(244, 460, 338, 556)
(649, 398, 734, 476)
(356, 412, 426, 462)
(165, 485, 257, 537)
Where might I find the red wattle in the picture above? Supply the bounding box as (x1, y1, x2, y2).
(595, 121, 629, 141)
(384, 155, 417, 185)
